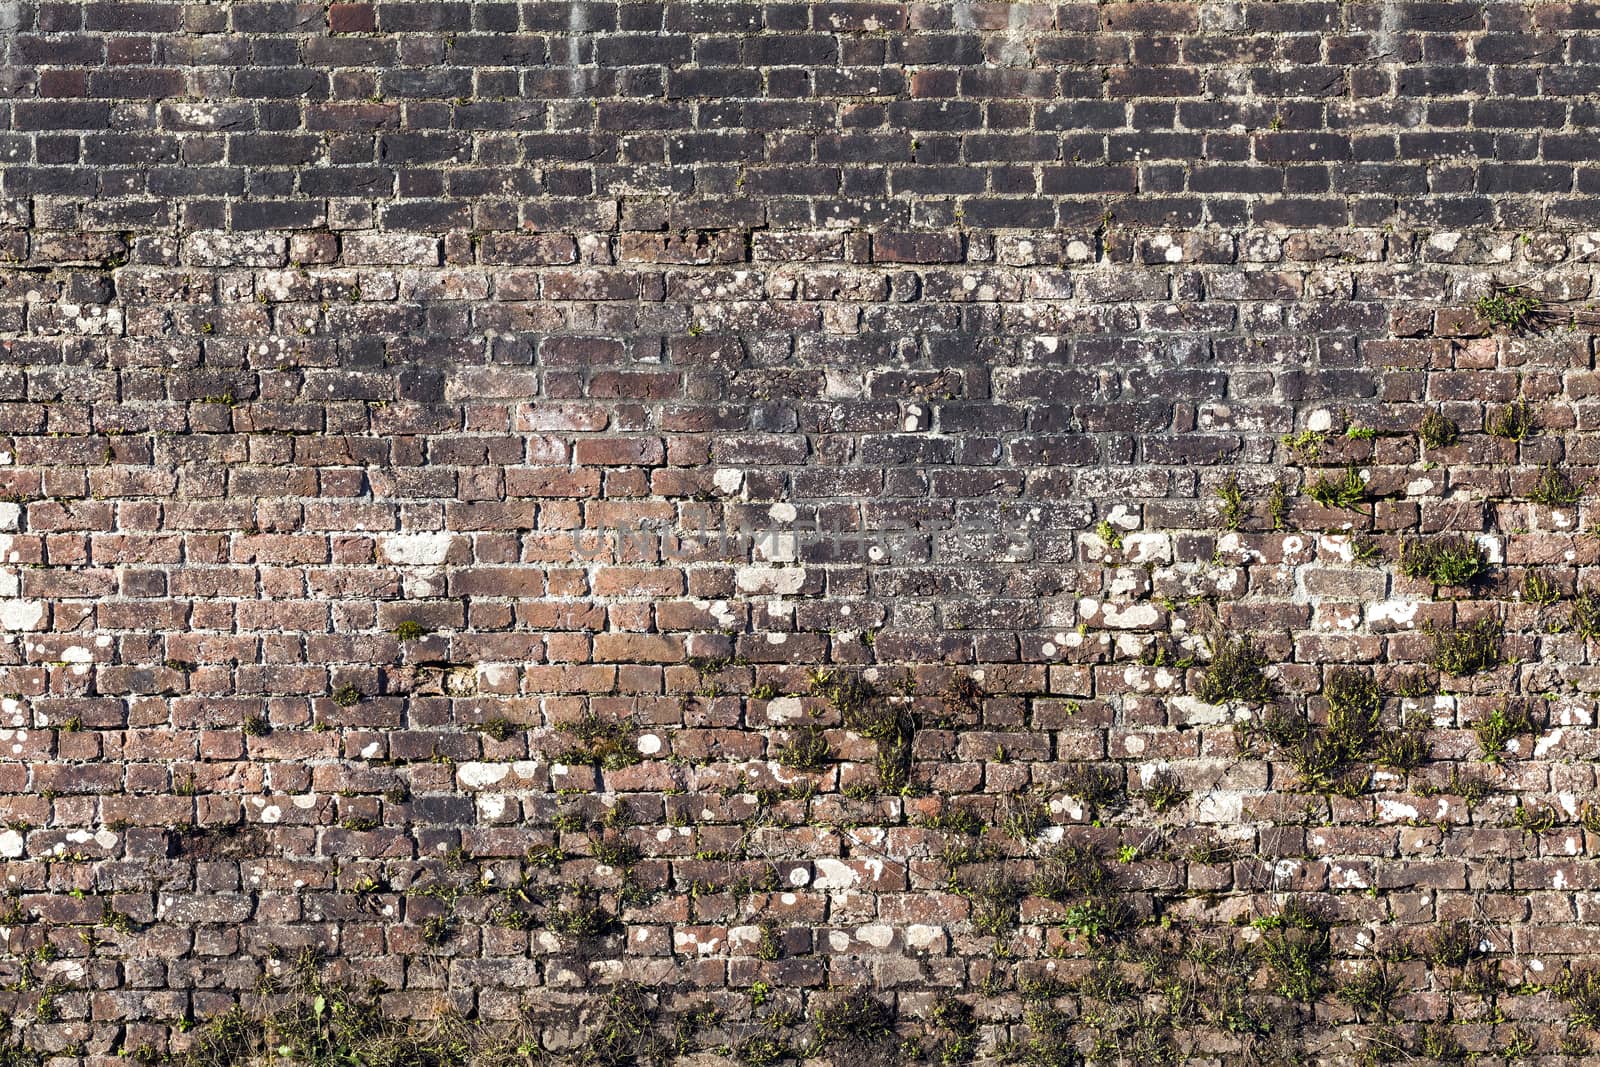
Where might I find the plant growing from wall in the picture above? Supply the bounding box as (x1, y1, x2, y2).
(1474, 286, 1543, 332)
(1427, 619, 1503, 676)
(1306, 467, 1366, 510)
(1487, 397, 1536, 441)
(1419, 409, 1460, 448)
(1197, 635, 1276, 705)
(1399, 535, 1488, 587)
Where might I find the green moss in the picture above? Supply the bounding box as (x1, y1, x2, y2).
(1419, 409, 1459, 448)
(391, 620, 431, 642)
(476, 717, 517, 743)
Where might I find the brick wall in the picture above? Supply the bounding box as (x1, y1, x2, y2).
(4, 1, 1600, 1063)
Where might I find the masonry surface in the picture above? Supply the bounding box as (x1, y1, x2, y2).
(7, 1, 1600, 1064)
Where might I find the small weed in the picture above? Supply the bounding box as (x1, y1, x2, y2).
(1417, 767, 1491, 805)
(1474, 286, 1542, 332)
(1029, 843, 1116, 903)
(1282, 430, 1326, 462)
(834, 679, 915, 793)
(1419, 409, 1460, 448)
(1427, 618, 1502, 676)
(547, 895, 616, 938)
(1513, 799, 1561, 834)
(775, 725, 831, 772)
(1259, 923, 1330, 1002)
(811, 992, 898, 1061)
(1426, 920, 1480, 969)
(920, 805, 985, 837)
(1197, 635, 1275, 705)
(940, 674, 984, 720)
(1529, 462, 1582, 506)
(331, 683, 362, 707)
(1556, 964, 1600, 1028)
(1325, 667, 1381, 720)
(1217, 475, 1247, 530)
(591, 833, 641, 869)
(1420, 1023, 1466, 1061)
(1488, 397, 1536, 441)
(1060, 763, 1124, 816)
(1000, 797, 1047, 841)
(1523, 571, 1561, 605)
(1571, 592, 1600, 639)
(1307, 466, 1366, 510)
(1399, 535, 1488, 587)
(1138, 768, 1189, 813)
(1339, 963, 1400, 1020)
(1268, 482, 1290, 530)
(555, 713, 642, 771)
(1501, 1026, 1536, 1058)
(1094, 519, 1123, 552)
(1393, 669, 1434, 699)
(419, 914, 452, 947)
(1472, 703, 1539, 762)
(241, 714, 270, 737)
(953, 870, 1023, 938)
(1374, 719, 1430, 771)
(755, 921, 781, 961)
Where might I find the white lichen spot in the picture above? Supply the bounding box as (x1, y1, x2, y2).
(813, 858, 858, 890)
(735, 565, 806, 595)
(1378, 799, 1418, 821)
(458, 763, 511, 790)
(379, 532, 455, 566)
(855, 924, 894, 948)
